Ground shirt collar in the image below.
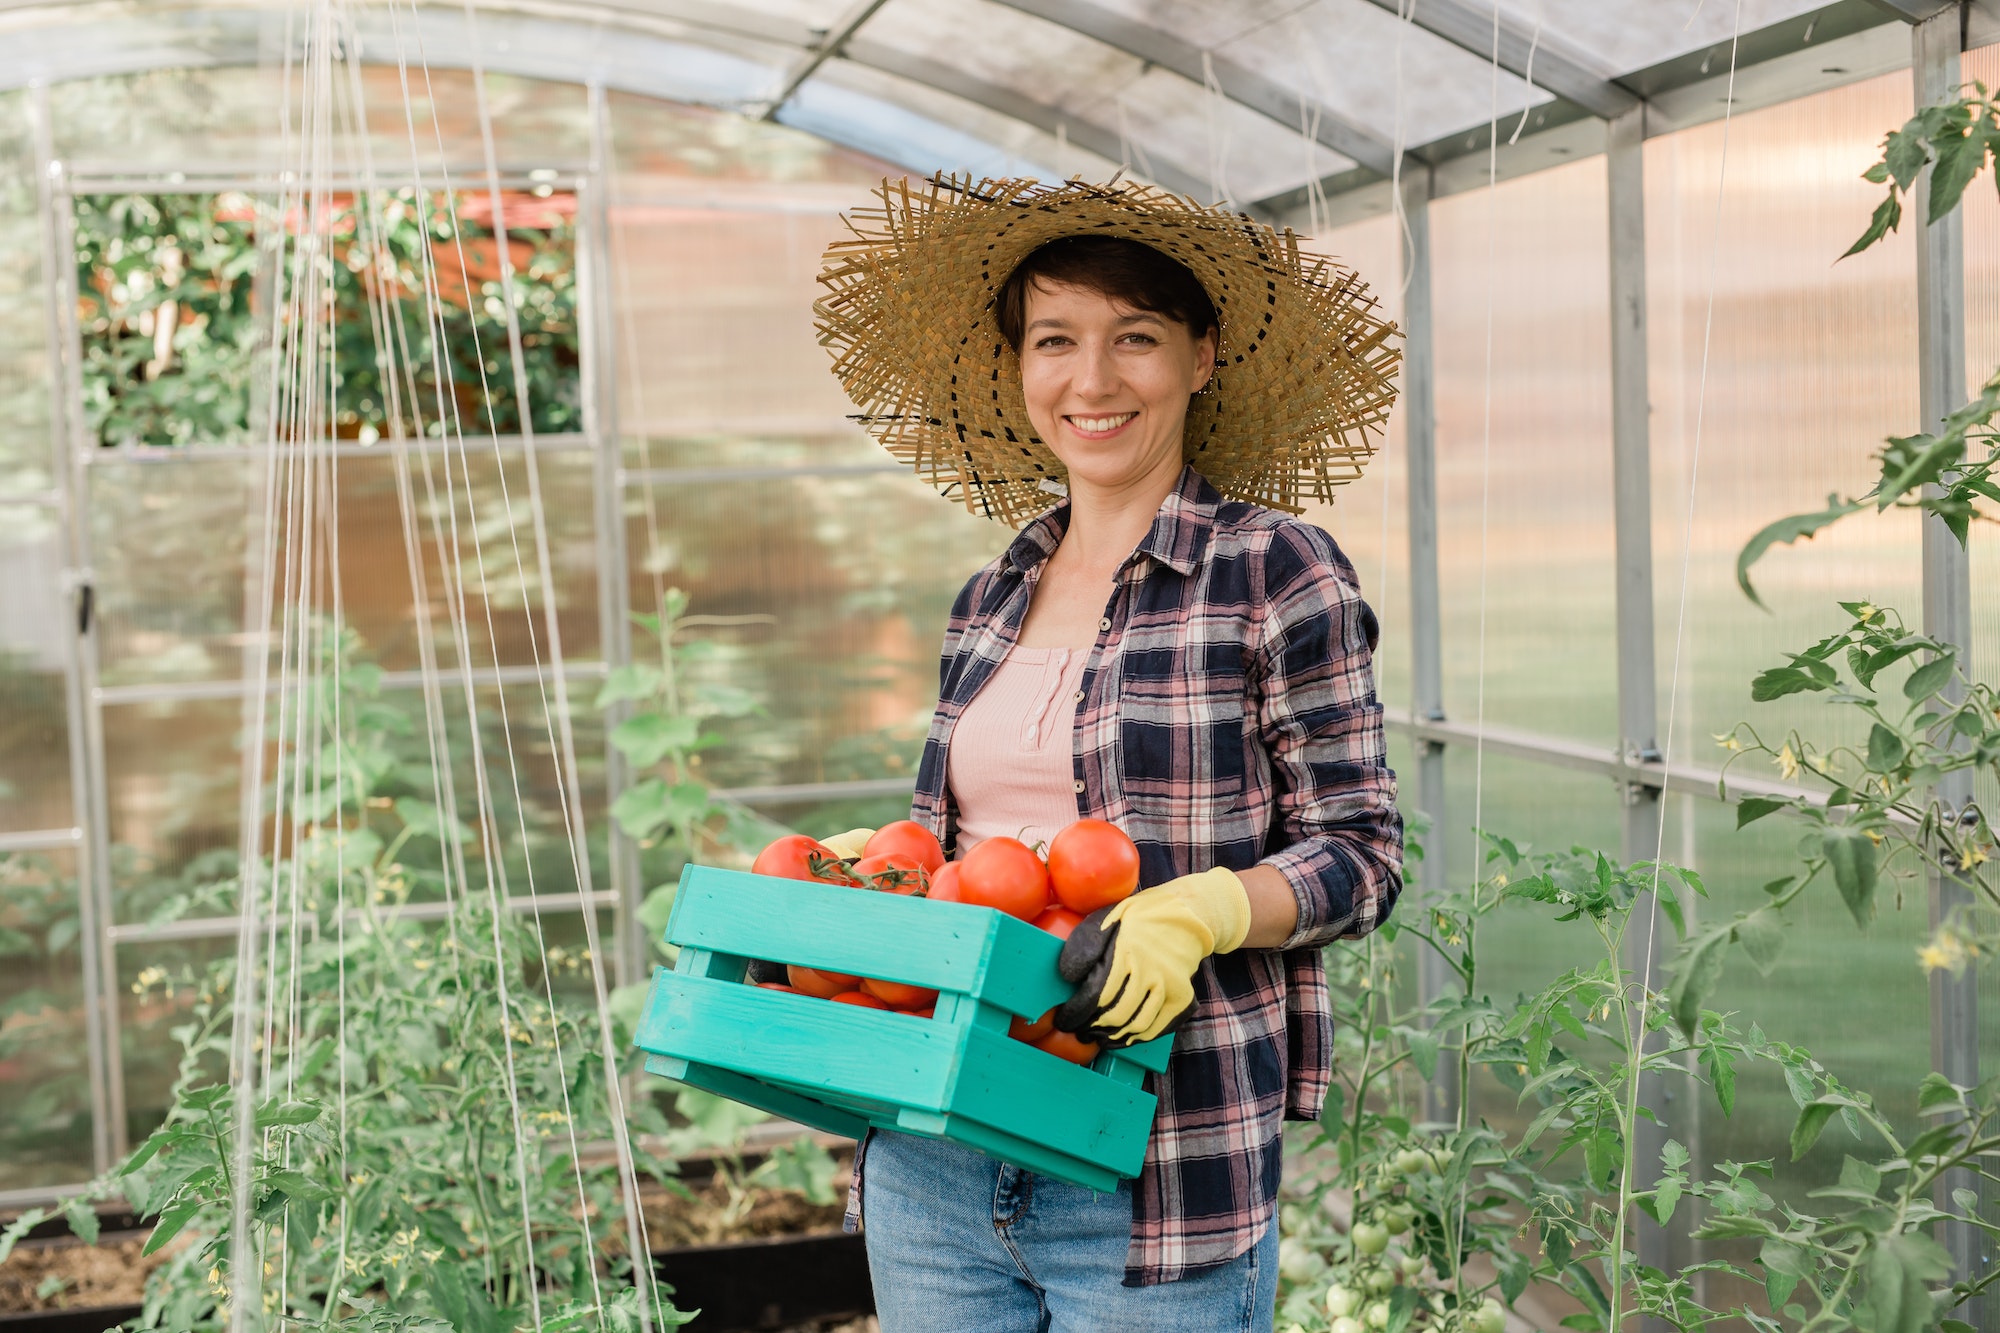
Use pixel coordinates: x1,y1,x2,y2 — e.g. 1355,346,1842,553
1003,465,1219,577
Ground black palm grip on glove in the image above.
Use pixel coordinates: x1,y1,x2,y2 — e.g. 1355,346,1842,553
1053,909,1195,1048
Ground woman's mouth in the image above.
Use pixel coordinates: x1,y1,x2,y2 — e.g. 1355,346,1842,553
1064,412,1137,438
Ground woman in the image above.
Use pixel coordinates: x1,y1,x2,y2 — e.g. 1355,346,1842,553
814,177,1405,1332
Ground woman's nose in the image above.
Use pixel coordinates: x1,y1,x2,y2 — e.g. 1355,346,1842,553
1073,341,1119,398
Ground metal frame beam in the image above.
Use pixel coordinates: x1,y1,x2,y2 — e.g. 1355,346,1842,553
1398,163,1457,1127
1353,0,1638,119
985,0,1398,178
1262,0,1915,219
1912,8,1983,1324
757,0,890,120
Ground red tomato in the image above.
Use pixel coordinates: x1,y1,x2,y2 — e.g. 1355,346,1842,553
860,976,939,1009
853,851,928,895
1046,819,1140,913
756,982,798,993
831,991,891,1010
926,861,964,902
910,1005,936,1020
787,964,861,999
863,820,946,874
958,837,1051,920
753,835,857,885
1032,906,1085,939
1034,1029,1101,1065
1009,1007,1056,1043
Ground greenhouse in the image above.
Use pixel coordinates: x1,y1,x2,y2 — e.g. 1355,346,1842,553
0,0,1997,1329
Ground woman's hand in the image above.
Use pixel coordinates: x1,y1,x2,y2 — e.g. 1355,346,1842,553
1052,867,1252,1045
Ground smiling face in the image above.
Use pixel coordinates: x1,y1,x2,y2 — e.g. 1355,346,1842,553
1016,277,1218,498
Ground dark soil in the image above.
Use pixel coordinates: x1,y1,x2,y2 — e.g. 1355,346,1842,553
1,1170,853,1319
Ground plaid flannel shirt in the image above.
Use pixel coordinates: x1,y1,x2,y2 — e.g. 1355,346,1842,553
845,465,1402,1285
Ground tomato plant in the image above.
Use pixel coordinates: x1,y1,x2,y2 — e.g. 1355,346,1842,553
1046,818,1140,913
958,837,1051,920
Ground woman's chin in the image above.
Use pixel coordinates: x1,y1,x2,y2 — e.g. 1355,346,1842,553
1051,439,1183,495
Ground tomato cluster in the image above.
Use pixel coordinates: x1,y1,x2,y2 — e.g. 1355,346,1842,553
745,819,1143,1066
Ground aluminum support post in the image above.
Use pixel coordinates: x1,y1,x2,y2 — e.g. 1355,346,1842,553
1913,11,1986,1323
585,85,645,990
1400,165,1456,1128
28,82,113,1176
1607,104,1690,1319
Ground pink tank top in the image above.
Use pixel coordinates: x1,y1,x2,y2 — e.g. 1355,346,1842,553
947,646,1091,853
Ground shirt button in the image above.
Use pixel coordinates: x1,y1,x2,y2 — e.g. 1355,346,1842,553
1073,690,1084,703
1072,780,1085,794
1099,617,1111,631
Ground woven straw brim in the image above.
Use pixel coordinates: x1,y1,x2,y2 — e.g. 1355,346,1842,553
814,174,1401,526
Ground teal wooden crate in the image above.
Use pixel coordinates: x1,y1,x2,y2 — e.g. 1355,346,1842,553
633,864,1172,1192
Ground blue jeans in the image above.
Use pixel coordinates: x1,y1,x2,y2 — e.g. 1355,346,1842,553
860,1131,1279,1333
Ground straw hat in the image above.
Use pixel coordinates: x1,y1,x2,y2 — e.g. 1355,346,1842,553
814,174,1401,526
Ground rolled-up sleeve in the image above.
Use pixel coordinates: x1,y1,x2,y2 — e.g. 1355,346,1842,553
1251,524,1403,950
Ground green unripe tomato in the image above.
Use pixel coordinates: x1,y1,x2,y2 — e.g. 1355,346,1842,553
1326,1285,1362,1318
1365,1268,1396,1294
1393,1148,1432,1174
1332,1318,1364,1333
1398,1252,1427,1277
1470,1298,1507,1333
1428,1147,1454,1174
1366,1300,1391,1329
1383,1206,1413,1236
1350,1222,1390,1255
1278,1237,1323,1283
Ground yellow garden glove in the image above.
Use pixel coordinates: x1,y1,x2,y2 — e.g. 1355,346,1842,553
819,828,876,860
1053,867,1251,1046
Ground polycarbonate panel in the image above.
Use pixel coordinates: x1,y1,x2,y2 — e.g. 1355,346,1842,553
104,678,610,925
786,61,1111,187
1645,70,1919,776
1211,0,1547,161
0,504,73,835
1427,155,1619,747
0,847,93,1189
51,65,592,178
607,192,877,438
89,448,603,688
0,88,52,503
1491,0,1830,76
626,469,1008,793
1302,211,1411,720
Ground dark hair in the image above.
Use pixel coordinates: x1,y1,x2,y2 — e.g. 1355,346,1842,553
994,235,1218,353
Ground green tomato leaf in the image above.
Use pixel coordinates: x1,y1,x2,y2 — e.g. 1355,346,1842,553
593,663,663,708
1670,927,1731,1038
610,712,700,770
1903,653,1956,702
1736,797,1789,829
1734,908,1786,974
1789,1100,1839,1160
1821,825,1880,927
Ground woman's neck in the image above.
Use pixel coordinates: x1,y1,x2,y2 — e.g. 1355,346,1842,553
1059,455,1183,571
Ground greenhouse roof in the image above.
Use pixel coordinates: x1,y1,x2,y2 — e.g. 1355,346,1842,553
0,0,1996,216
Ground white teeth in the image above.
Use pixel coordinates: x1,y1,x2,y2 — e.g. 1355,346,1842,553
1070,413,1135,432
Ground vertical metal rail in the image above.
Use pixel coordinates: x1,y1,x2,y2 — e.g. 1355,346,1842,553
1912,10,1984,1320
26,81,112,1176
1606,103,1686,1319
583,82,641,988
39,124,129,1159
1399,164,1456,1127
